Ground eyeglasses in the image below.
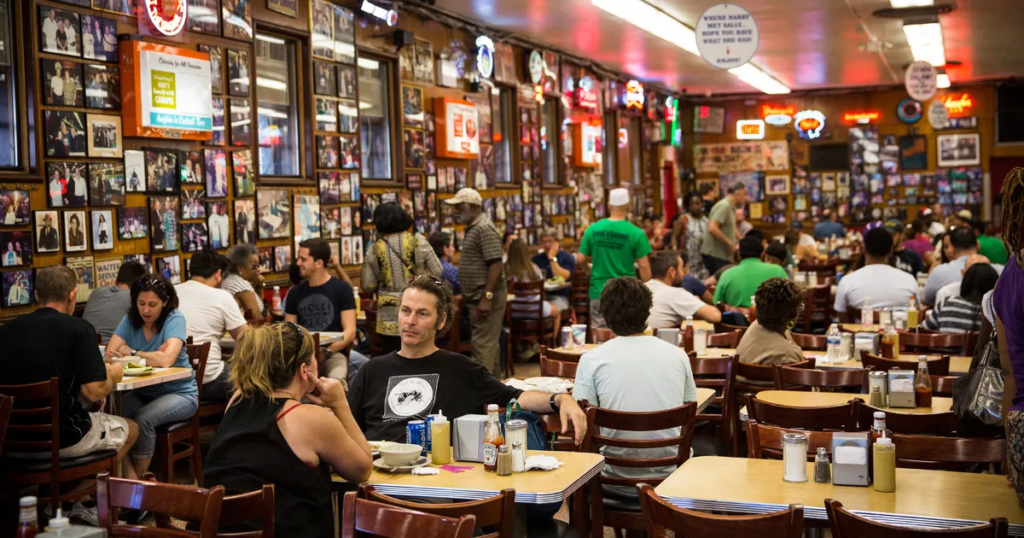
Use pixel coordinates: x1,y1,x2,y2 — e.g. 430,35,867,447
414,275,445,289
137,276,167,291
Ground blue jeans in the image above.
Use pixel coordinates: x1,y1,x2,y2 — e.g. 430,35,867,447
121,391,199,459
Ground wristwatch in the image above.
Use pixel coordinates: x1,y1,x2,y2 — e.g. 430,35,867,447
551,256,558,263
130,349,138,356
485,291,494,300
549,393,561,412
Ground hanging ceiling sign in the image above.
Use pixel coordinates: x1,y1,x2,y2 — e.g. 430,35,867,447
121,40,213,139
144,0,187,36
941,93,974,117
576,76,598,110
736,119,765,140
905,61,937,101
360,0,398,26
625,80,644,110
842,111,881,124
793,110,825,139
897,97,922,123
574,119,603,168
527,50,544,84
434,97,480,159
664,96,678,122
928,99,950,129
695,3,760,69
761,104,795,126
475,36,494,79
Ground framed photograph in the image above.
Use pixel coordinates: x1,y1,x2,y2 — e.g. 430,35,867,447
0,190,29,226
84,64,120,109
719,171,765,203
95,258,122,288
3,269,34,307
181,189,206,219
402,86,424,127
349,172,360,200
87,162,125,206
207,201,230,249
181,222,210,253
338,99,358,134
89,210,113,250
333,4,355,65
233,199,255,244
317,135,339,168
149,195,180,252
232,149,255,197
86,114,122,158
314,61,336,96
404,129,425,169
35,211,62,253
198,44,224,94
227,48,250,97
257,189,291,240
81,15,117,63
352,202,362,229
179,150,204,185
0,231,32,267
937,133,980,167
120,151,144,194
293,194,321,244
321,207,339,238
205,149,228,197
319,172,340,204
63,210,87,252
315,97,338,132
221,0,253,41
337,65,356,98
310,0,334,60
42,59,84,106
208,97,226,146
118,207,147,240
340,236,352,265
40,7,81,57
763,175,790,196
268,0,297,17
412,37,434,85
257,247,273,274
340,136,359,169
188,0,221,35
229,98,252,146
46,162,88,208
123,253,152,272
145,149,178,193
407,173,423,190
337,207,352,235
44,111,86,157
353,235,363,264
156,255,182,284
274,245,292,272
92,0,132,15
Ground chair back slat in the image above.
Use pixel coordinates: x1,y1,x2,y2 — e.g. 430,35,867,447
539,356,577,379
0,378,60,458
543,347,582,363
97,473,226,538
775,366,867,391
826,499,1007,538
361,485,513,538
582,402,697,480
639,484,804,538
892,434,1006,472
689,355,737,454
931,375,957,397
591,327,614,344
746,395,858,432
342,492,477,538
862,353,951,377
508,280,546,320
187,341,212,396
855,401,960,435
899,331,966,353
747,420,845,460
707,330,743,348
790,333,827,350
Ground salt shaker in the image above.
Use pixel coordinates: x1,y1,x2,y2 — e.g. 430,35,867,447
511,441,525,473
814,447,831,483
782,432,808,482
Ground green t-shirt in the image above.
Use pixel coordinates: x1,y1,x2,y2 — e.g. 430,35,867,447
701,197,736,260
978,235,1009,265
580,218,652,300
712,258,790,307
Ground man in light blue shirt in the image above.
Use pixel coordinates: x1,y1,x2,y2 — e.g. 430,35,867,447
924,227,1003,305
814,210,846,239
572,276,698,497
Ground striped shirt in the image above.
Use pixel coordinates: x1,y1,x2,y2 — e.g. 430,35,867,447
922,296,983,333
457,213,504,302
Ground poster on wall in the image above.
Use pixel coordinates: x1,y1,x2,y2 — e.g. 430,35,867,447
937,133,981,167
434,98,480,159
693,141,789,173
719,171,765,202
120,41,213,140
573,120,602,168
693,105,726,134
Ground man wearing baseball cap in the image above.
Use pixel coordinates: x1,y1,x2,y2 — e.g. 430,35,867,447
579,188,651,329
885,219,926,277
444,188,506,375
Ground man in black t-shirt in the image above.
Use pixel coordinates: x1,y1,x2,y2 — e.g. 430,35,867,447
286,238,364,386
348,275,587,444
886,219,927,277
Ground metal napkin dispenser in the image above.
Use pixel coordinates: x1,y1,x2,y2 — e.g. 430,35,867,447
453,414,488,463
888,370,916,408
831,432,870,487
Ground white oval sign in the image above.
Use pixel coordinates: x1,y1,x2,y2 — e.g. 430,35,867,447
527,51,544,84
695,3,760,70
928,99,950,129
905,61,937,101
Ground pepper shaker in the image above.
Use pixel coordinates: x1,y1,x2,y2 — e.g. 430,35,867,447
814,447,831,484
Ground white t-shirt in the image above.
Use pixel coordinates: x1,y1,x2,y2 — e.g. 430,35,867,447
834,264,920,313
799,233,816,247
645,279,706,329
42,18,58,50
174,280,247,383
935,280,960,307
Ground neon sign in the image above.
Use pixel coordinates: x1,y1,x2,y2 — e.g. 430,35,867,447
625,80,644,110
576,76,598,110
941,93,974,117
761,104,795,126
664,96,677,122
736,120,765,140
533,85,544,104
475,36,494,79
360,0,398,26
145,0,187,36
842,111,881,124
793,110,825,139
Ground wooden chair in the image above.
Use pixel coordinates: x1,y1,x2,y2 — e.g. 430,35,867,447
932,375,957,397
798,261,840,278
900,331,968,355
145,472,276,537
637,483,804,538
736,359,816,396
540,356,578,379
0,394,11,453
341,491,476,538
542,345,583,363
718,304,757,323
712,321,750,338
774,366,868,392
508,279,558,351
437,295,473,356
892,434,1006,472
690,355,738,456
746,395,858,431
790,333,827,350
571,269,590,327
796,285,832,333
855,401,960,435
362,299,383,358
0,378,118,516
360,485,514,538
155,340,211,485
707,329,744,348
747,420,841,460
581,402,698,538
825,499,1008,538
862,353,950,376
97,472,226,538
591,327,615,344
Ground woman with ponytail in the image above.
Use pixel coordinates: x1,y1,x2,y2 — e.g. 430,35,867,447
203,323,372,537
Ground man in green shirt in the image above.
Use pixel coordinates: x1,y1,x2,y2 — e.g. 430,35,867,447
701,184,747,275
713,236,789,308
974,221,1008,265
580,188,652,328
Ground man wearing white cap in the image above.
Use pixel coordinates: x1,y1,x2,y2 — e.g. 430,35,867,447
443,188,506,375
701,184,747,275
579,188,652,329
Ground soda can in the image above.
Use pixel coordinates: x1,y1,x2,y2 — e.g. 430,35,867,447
406,420,427,456
424,415,437,453
561,326,574,349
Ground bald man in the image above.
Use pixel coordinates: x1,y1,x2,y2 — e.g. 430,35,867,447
933,254,991,306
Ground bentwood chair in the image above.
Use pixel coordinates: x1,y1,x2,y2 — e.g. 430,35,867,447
341,491,477,538
591,327,615,344
892,434,1006,473
790,333,827,350
855,401,961,436
707,329,744,348
637,484,804,538
360,485,515,538
542,345,583,363
571,269,591,327
862,353,950,376
155,340,211,485
931,375,957,397
436,295,472,356
97,473,226,538
540,356,578,379
145,472,276,537
746,420,841,460
735,359,816,397
746,395,858,432
689,355,738,456
774,366,868,392
0,378,119,516
796,285,833,334
581,402,698,538
507,280,558,366
826,499,1008,538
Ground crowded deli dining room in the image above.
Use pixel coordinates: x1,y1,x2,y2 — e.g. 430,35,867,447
1,0,1024,536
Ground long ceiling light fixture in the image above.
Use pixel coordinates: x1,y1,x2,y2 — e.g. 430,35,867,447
903,19,946,67
591,0,790,95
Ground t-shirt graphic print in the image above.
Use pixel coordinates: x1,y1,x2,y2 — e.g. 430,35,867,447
383,373,439,421
297,293,337,331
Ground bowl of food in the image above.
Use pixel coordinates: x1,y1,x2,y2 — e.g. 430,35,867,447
377,443,423,467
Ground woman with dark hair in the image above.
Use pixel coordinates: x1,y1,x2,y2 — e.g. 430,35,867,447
921,263,998,333
360,202,441,354
735,277,806,385
104,274,197,480
679,192,710,280
224,243,265,321
506,237,560,336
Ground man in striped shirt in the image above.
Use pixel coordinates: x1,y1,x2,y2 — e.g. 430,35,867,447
920,263,999,333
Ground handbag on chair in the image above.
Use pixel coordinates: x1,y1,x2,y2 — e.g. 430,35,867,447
953,328,1005,437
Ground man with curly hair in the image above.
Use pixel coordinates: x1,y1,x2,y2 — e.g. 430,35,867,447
736,278,807,385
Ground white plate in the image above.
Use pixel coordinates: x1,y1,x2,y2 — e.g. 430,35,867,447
123,367,154,376
373,455,430,473
523,377,574,393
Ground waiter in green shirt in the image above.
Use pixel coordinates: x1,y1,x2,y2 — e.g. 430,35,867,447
579,188,652,329
701,184,748,275
713,236,789,308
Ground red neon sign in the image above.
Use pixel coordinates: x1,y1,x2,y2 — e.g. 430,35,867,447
797,117,822,132
842,111,881,123
761,104,796,119
625,80,644,110
145,0,187,36
577,88,598,110
942,93,974,117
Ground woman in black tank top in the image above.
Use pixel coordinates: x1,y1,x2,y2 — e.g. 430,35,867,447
203,323,373,537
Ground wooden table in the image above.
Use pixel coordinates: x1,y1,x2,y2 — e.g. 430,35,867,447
695,348,970,375
755,390,952,414
333,451,604,505
656,457,1024,535
114,367,193,392
841,323,883,332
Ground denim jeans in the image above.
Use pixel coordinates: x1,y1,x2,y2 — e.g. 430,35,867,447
121,391,199,459
201,365,233,402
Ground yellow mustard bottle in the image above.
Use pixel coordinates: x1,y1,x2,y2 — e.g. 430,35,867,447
873,436,896,493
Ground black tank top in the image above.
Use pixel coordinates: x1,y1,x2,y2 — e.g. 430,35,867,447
203,394,333,538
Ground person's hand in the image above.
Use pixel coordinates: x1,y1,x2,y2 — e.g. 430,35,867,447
106,346,126,359
107,362,124,384
477,296,493,316
557,394,587,446
306,374,347,409
730,242,740,253
547,243,560,259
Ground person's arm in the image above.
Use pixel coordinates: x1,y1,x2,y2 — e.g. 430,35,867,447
712,274,726,305
921,304,941,331
235,290,263,321
695,304,722,323
548,253,571,280
104,333,132,360
700,289,714,304
329,258,354,286
228,323,248,341
636,256,652,282
516,390,587,445
476,261,504,314
707,219,736,253
135,337,184,368
329,309,357,353
298,376,373,483
284,313,297,324
80,363,122,402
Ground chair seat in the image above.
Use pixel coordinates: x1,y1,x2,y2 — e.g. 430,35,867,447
586,487,643,513
1,449,117,472
156,420,192,434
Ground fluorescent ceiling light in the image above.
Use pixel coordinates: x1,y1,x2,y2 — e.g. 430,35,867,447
591,0,789,94
357,58,380,70
936,72,950,88
256,77,287,91
904,22,946,67
258,107,288,119
890,0,933,6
